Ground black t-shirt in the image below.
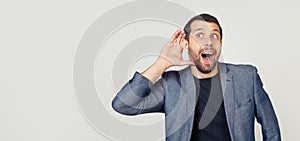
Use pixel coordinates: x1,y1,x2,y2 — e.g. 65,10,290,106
190,73,231,141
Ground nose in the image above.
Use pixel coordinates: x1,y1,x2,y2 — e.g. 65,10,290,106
203,37,212,48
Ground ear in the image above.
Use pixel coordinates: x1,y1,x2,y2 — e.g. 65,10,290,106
183,39,189,51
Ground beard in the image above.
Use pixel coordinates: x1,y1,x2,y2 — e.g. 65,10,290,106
188,46,220,74
195,60,218,74
190,51,219,74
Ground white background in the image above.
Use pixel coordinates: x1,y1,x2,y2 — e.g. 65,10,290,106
1,0,299,140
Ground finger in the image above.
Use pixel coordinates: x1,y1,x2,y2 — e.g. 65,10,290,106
179,33,186,45
179,33,188,47
170,30,181,42
182,33,186,40
176,33,183,44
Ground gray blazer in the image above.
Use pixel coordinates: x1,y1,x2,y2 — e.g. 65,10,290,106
112,63,281,141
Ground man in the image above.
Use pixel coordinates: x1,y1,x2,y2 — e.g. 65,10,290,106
112,13,281,141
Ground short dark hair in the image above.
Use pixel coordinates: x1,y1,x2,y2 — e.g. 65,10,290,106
184,13,223,41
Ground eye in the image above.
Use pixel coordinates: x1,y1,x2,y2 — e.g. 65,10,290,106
211,34,218,39
196,33,204,38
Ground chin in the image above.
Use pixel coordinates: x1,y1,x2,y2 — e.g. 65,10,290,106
196,62,217,74
196,66,213,74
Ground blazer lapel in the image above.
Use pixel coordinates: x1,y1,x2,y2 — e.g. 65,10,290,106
165,67,196,138
219,63,235,138
179,67,197,137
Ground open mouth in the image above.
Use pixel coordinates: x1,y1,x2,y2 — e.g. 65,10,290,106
201,52,214,58
200,50,215,64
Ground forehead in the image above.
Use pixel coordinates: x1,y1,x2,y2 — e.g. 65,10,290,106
190,20,220,32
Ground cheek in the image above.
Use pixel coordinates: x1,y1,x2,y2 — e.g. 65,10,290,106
188,48,200,59
188,47,196,56
213,40,222,48
188,42,201,52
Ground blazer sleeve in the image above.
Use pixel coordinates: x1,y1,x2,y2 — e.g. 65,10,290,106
253,67,281,141
111,71,166,115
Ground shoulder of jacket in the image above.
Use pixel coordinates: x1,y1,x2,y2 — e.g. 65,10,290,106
222,62,257,72
220,62,258,77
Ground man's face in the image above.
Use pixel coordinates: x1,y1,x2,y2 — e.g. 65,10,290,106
187,20,222,73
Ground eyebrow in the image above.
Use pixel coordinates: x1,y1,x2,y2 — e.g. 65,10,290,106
193,28,220,33
212,29,220,32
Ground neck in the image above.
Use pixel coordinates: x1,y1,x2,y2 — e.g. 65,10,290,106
190,64,219,79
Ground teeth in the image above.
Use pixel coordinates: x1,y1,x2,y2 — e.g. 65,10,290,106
203,51,213,55
201,50,214,58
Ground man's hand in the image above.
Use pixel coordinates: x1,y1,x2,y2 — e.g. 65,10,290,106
159,29,194,68
141,30,194,83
